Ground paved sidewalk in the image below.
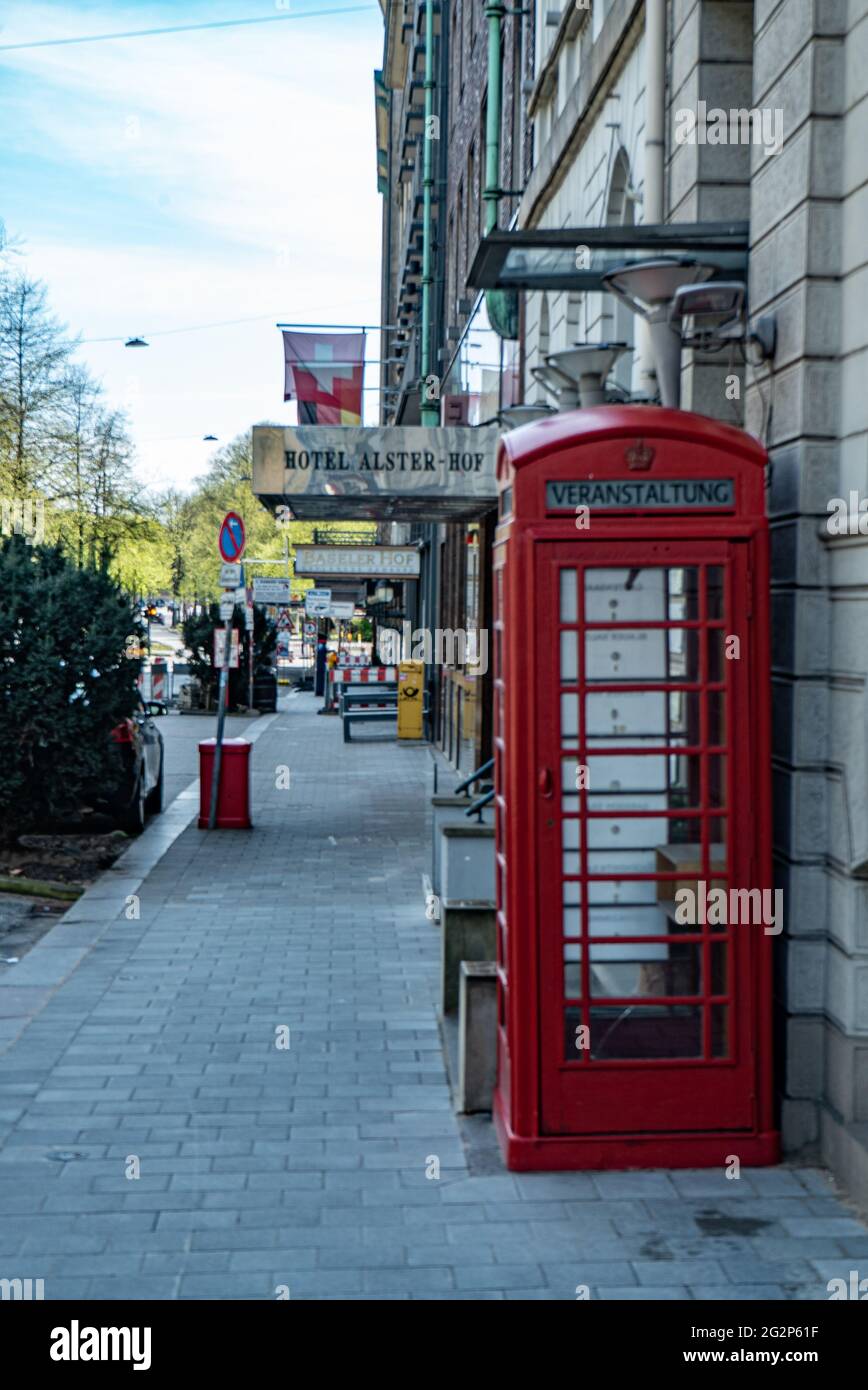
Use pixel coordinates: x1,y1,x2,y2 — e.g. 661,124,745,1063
0,693,866,1300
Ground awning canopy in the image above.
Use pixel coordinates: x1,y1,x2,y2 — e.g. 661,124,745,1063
467,222,749,293
252,424,500,522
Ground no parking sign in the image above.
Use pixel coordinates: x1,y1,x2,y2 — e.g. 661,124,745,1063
218,511,246,563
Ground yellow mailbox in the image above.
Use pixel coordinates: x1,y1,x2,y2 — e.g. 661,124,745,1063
397,661,425,740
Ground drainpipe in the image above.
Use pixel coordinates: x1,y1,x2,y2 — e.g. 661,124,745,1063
638,0,666,397
420,0,439,424
483,0,505,236
384,86,393,423
482,1,519,341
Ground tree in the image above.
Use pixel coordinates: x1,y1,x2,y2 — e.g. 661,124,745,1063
160,427,375,605
0,536,141,837
154,487,193,606
182,601,276,710
0,274,73,496
84,408,143,572
48,364,101,566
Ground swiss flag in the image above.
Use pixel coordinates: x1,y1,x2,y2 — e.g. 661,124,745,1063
282,331,365,424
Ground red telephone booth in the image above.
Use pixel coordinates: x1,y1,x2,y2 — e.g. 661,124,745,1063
492,406,778,1170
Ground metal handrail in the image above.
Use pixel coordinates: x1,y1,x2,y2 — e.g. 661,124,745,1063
465,788,495,821
454,758,494,797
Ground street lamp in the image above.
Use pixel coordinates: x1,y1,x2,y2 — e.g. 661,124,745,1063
124,336,149,348
498,403,556,430
530,362,580,410
546,343,630,408
600,258,713,408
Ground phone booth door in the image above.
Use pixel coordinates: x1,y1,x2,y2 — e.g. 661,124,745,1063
536,538,756,1136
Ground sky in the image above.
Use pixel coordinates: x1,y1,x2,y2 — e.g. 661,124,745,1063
0,0,384,491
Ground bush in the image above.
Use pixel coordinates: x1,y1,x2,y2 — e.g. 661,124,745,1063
0,536,141,837
182,603,277,710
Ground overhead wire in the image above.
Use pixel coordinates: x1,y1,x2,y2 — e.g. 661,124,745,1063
0,6,377,53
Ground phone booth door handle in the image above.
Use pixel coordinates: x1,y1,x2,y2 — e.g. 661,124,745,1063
538,766,554,798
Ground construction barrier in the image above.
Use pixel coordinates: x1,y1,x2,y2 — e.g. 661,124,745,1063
327,665,398,710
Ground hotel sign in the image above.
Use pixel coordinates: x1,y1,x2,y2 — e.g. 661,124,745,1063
252,424,500,521
546,478,735,510
294,545,421,579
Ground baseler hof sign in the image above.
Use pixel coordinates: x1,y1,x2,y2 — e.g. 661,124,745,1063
251,425,500,521
294,545,421,579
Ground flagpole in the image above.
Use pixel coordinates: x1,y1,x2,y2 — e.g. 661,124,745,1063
276,322,400,331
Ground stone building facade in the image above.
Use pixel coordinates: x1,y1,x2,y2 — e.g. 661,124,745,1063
376,0,868,1197
520,0,868,1197
375,0,536,773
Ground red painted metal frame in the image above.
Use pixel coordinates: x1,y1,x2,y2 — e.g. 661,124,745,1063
492,406,778,1171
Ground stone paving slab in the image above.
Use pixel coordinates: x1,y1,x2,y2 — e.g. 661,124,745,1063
0,692,865,1301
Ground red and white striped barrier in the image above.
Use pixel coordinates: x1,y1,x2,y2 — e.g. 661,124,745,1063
330,666,397,685
151,662,167,701
328,666,397,710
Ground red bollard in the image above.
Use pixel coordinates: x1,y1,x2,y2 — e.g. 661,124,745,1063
198,738,252,829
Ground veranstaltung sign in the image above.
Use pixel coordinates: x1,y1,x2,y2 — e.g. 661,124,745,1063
252,425,500,521
546,478,735,510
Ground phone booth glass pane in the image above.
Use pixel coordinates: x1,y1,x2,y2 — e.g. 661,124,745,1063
538,543,754,1137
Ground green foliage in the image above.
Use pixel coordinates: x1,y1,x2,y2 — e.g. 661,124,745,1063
182,606,218,693
183,601,277,710
148,432,376,604
0,536,141,837
0,254,145,577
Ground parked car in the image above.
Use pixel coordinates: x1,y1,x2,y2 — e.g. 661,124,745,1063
108,696,166,833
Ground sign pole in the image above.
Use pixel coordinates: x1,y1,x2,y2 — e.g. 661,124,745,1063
321,618,330,713
208,617,232,830
209,511,247,830
248,621,254,713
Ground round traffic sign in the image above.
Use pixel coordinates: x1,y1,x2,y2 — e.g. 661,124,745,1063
218,511,246,563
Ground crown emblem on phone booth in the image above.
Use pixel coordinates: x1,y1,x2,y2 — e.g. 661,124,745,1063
625,440,655,470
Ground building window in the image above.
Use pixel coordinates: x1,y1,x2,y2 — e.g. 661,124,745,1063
512,15,523,193
456,180,464,301
479,95,487,229
451,1,459,129
532,293,550,403
467,141,476,265
448,210,456,319
605,147,636,394
592,0,611,43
